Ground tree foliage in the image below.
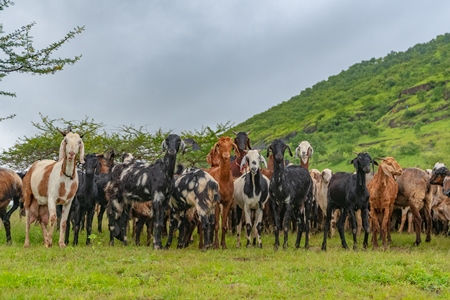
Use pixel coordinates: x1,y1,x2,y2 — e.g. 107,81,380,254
0,114,234,170
0,0,84,119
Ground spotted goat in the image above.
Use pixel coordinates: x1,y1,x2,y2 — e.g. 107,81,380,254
105,134,185,249
165,167,220,250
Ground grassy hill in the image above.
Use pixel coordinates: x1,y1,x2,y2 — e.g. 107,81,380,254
231,33,450,172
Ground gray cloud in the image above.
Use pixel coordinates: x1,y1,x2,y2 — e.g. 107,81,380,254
1,0,450,151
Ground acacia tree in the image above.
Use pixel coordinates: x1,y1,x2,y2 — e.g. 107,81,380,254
0,0,84,121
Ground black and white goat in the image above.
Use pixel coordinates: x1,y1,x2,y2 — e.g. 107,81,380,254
233,150,270,248
267,139,313,249
321,152,377,251
165,167,220,250
105,134,185,249
0,167,23,244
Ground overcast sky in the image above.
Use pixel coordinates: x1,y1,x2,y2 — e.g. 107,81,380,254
1,0,450,151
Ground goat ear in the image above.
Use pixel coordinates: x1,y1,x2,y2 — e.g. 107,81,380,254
286,145,293,157
266,146,271,158
232,143,240,158
260,154,268,169
161,139,167,152
79,139,85,164
58,138,66,161
180,139,186,155
372,160,378,166
309,146,314,157
247,138,252,150
239,155,248,172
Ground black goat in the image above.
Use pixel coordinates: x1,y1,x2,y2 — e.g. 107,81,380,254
321,152,377,251
105,134,185,249
165,167,220,250
65,153,99,246
0,167,23,244
267,139,313,250
95,151,115,233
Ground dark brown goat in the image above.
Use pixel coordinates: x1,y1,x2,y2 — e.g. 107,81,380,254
0,167,23,244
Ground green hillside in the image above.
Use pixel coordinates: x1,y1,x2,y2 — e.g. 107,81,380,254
232,33,450,172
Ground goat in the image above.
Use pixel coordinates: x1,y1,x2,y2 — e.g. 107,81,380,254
310,168,333,233
395,167,432,246
295,141,313,170
0,167,23,244
22,130,85,247
95,150,115,233
267,139,313,249
233,150,270,248
165,167,220,250
367,157,402,250
118,152,155,247
105,134,185,249
65,153,100,246
321,152,376,251
206,136,240,249
230,131,252,178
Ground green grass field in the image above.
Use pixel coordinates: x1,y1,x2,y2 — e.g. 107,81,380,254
1,213,450,300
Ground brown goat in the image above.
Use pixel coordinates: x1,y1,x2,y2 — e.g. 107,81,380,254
367,157,402,250
394,167,432,246
0,168,23,244
206,136,240,249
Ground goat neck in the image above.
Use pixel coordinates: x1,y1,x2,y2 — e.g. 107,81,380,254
163,152,177,179
61,155,77,180
300,160,309,170
217,153,232,182
355,167,367,192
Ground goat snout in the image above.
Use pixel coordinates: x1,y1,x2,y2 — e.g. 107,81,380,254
250,166,258,174
167,149,177,155
222,152,230,159
68,151,76,161
275,153,284,161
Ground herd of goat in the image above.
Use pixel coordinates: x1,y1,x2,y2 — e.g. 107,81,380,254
1,129,450,251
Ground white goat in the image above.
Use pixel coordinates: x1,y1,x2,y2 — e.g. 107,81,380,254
295,141,314,170
22,131,85,248
233,150,270,248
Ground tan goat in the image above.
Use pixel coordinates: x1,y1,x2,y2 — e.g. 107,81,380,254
367,157,402,249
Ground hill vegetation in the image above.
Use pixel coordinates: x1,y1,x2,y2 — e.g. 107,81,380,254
232,33,450,172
